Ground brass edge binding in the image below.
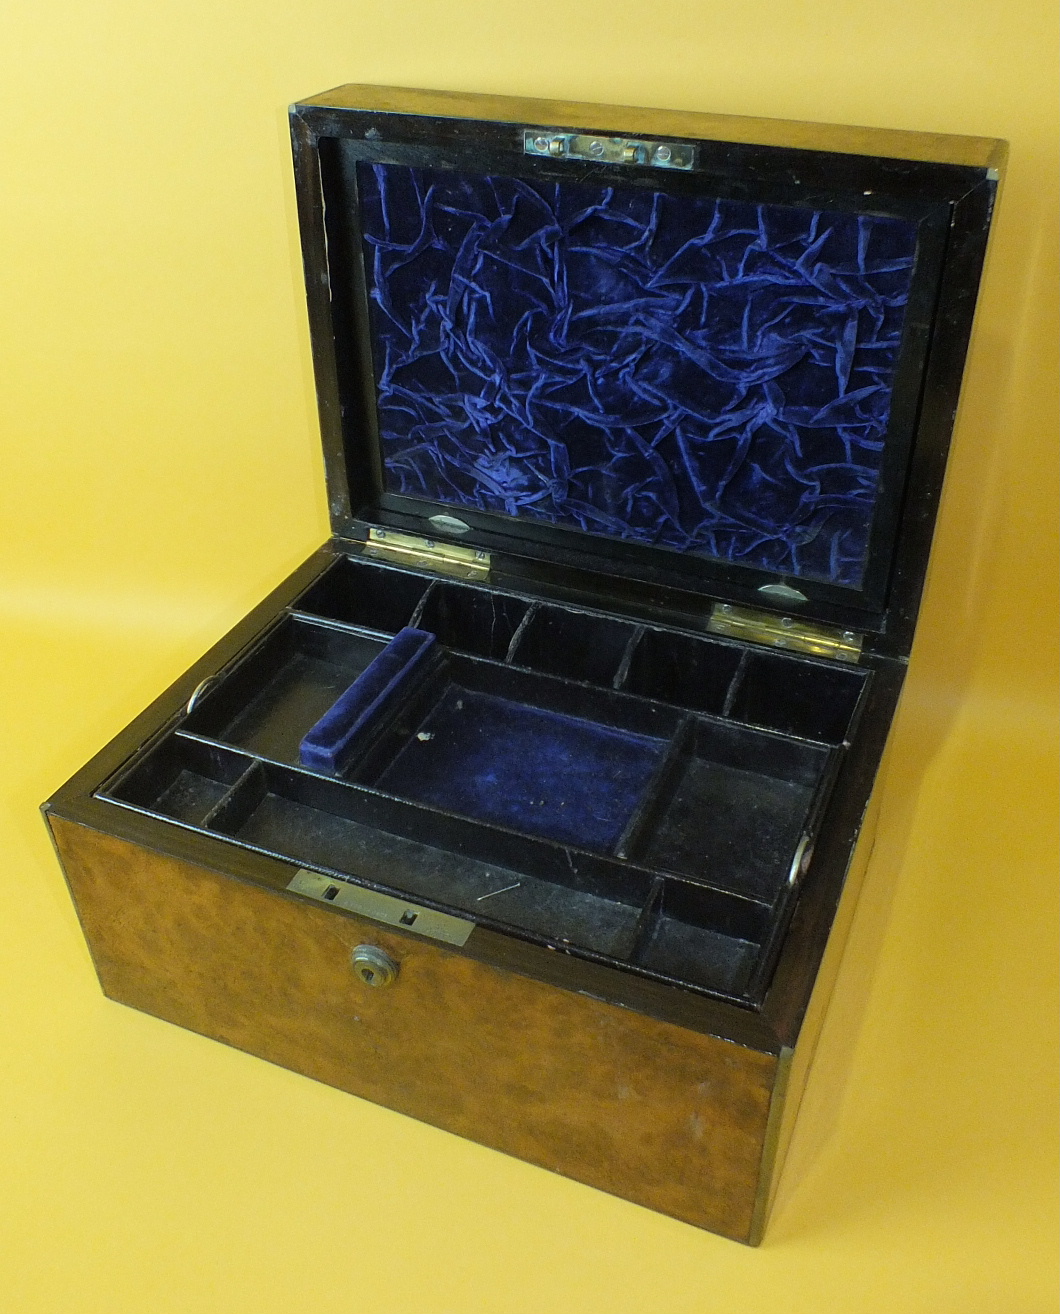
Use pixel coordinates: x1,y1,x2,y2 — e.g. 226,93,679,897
362,527,490,581
708,603,863,664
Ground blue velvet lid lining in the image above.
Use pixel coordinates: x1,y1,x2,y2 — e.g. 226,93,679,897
358,162,919,589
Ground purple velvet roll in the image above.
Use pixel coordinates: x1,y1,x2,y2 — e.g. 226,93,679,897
299,627,437,774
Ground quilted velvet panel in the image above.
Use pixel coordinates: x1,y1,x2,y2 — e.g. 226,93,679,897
358,163,918,587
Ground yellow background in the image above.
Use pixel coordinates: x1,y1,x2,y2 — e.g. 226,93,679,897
1,1,1056,1309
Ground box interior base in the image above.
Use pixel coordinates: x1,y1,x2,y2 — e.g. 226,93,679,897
99,556,868,1001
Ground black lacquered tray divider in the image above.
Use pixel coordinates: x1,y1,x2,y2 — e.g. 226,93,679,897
288,559,867,744
104,734,258,828
612,715,695,861
109,721,772,983
98,556,870,1000
287,554,861,741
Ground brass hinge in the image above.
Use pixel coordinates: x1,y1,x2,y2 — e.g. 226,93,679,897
362,527,490,581
708,603,863,664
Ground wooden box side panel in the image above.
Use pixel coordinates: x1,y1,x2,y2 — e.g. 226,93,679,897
50,817,779,1242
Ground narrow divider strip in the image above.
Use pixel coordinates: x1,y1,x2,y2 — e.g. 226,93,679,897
407,580,437,630
720,649,750,719
613,625,645,692
285,608,394,641
613,713,694,861
503,602,539,664
199,760,263,831
627,877,665,963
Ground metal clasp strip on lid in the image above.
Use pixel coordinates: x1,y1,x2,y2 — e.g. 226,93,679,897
524,130,696,171
708,603,863,663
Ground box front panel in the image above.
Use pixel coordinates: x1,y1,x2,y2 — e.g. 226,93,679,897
51,816,779,1242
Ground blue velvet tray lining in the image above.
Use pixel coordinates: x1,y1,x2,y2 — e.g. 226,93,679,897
358,162,919,588
374,684,667,852
296,623,837,867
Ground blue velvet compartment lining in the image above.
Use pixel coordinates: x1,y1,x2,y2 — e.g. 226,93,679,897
299,629,665,849
299,627,436,773
358,163,919,587
375,686,666,852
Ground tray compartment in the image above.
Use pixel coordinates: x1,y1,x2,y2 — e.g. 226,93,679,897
184,617,388,765
639,718,831,902
293,556,430,634
299,627,440,774
206,760,654,958
727,651,867,744
621,628,743,714
104,736,252,825
415,581,530,659
509,604,638,687
634,879,767,995
364,656,682,852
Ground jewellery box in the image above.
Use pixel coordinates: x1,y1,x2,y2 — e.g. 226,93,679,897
43,84,1003,1243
